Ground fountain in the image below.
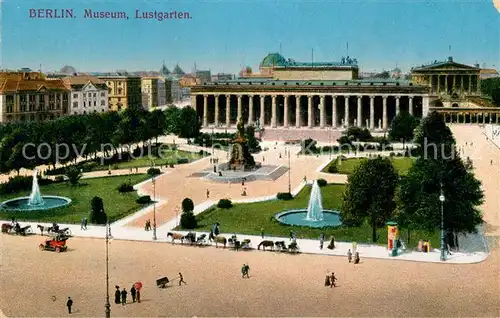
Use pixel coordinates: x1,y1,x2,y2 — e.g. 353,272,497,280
0,169,71,211
275,180,342,228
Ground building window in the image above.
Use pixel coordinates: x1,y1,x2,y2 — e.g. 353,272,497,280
101,100,105,106
93,93,96,97
118,88,123,95
94,101,96,106
83,101,86,107
73,93,78,98
73,102,78,108
101,92,105,97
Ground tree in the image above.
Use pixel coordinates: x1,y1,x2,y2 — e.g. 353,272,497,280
388,112,420,145
89,196,107,224
148,109,166,144
177,107,201,138
164,106,181,135
245,125,261,153
480,77,500,105
65,166,82,185
341,157,399,242
396,112,484,241
182,197,194,212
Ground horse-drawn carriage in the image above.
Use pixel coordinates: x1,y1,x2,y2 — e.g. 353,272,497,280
37,224,72,236
228,235,252,251
39,234,68,253
257,240,299,253
1,223,33,236
167,232,208,246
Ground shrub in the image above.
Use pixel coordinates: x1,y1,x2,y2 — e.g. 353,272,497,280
147,167,161,176
327,163,338,173
65,166,82,185
117,182,134,193
337,135,352,145
180,211,197,229
136,195,152,204
396,152,404,157
89,196,107,224
389,152,396,157
55,176,65,183
182,198,194,212
317,179,327,187
301,138,317,153
217,198,233,209
276,192,293,200
177,158,189,164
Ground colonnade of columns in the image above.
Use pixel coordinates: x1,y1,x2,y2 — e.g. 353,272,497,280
428,74,479,95
195,93,427,131
441,111,500,124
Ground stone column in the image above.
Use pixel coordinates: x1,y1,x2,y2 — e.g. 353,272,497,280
344,96,350,128
409,96,413,116
237,94,242,122
395,96,400,116
445,75,448,94
203,94,208,127
214,95,219,126
320,95,325,128
271,95,277,128
422,95,430,117
460,75,464,95
248,95,254,125
382,96,388,130
369,95,375,130
332,95,337,128
191,94,196,110
468,75,472,94
307,95,313,128
483,113,486,124
295,95,301,128
437,75,440,94
284,95,289,128
225,94,231,128
357,95,362,127
260,95,265,127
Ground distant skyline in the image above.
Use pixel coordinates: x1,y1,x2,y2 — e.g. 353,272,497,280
1,0,499,74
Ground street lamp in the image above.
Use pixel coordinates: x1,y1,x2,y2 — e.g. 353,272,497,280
152,174,157,241
288,150,291,193
439,183,446,261
105,221,111,318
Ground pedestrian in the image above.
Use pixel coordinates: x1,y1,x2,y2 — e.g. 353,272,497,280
179,272,187,286
136,167,138,173
330,272,337,288
80,218,86,230
130,285,136,303
241,264,247,278
261,227,264,239
242,178,245,186
327,236,335,250
303,175,307,183
114,286,121,304
144,220,149,231
83,217,87,230
206,189,210,198
66,297,73,314
244,264,250,278
289,230,294,241
354,251,360,264
491,159,493,165
214,223,220,236
136,288,141,303
121,288,127,305
347,249,352,263
319,233,325,249
324,273,331,286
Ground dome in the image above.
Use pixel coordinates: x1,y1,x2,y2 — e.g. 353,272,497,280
260,53,287,67
60,65,77,75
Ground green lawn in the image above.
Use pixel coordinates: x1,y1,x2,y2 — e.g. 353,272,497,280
0,174,150,223
95,149,204,171
184,183,439,246
323,157,414,176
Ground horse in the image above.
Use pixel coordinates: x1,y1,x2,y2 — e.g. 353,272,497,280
37,224,50,236
274,241,286,251
258,240,274,251
167,232,184,243
214,236,227,248
196,234,207,245
182,232,196,245
1,223,12,234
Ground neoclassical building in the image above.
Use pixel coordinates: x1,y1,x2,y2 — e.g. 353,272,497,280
192,53,430,132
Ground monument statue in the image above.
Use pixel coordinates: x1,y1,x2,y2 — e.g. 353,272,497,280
229,117,255,170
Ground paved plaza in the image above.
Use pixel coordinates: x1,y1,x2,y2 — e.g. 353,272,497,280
1,125,499,317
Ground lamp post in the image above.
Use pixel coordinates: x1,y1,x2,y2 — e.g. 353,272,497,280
288,150,291,193
152,174,157,241
105,221,111,318
439,183,446,261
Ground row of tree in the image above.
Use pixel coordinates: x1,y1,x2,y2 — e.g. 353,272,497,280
480,77,500,106
341,112,483,242
0,106,200,175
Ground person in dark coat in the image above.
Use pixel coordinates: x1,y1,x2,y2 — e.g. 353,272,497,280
330,272,337,288
121,288,127,305
114,286,121,304
130,285,137,303
66,297,73,314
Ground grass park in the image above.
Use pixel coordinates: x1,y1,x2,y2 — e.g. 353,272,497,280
190,183,440,246
323,156,415,175
0,174,150,223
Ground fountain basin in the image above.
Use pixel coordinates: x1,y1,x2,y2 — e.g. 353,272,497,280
1,195,72,211
275,209,342,228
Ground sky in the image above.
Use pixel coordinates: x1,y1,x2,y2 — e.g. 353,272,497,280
1,0,499,74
